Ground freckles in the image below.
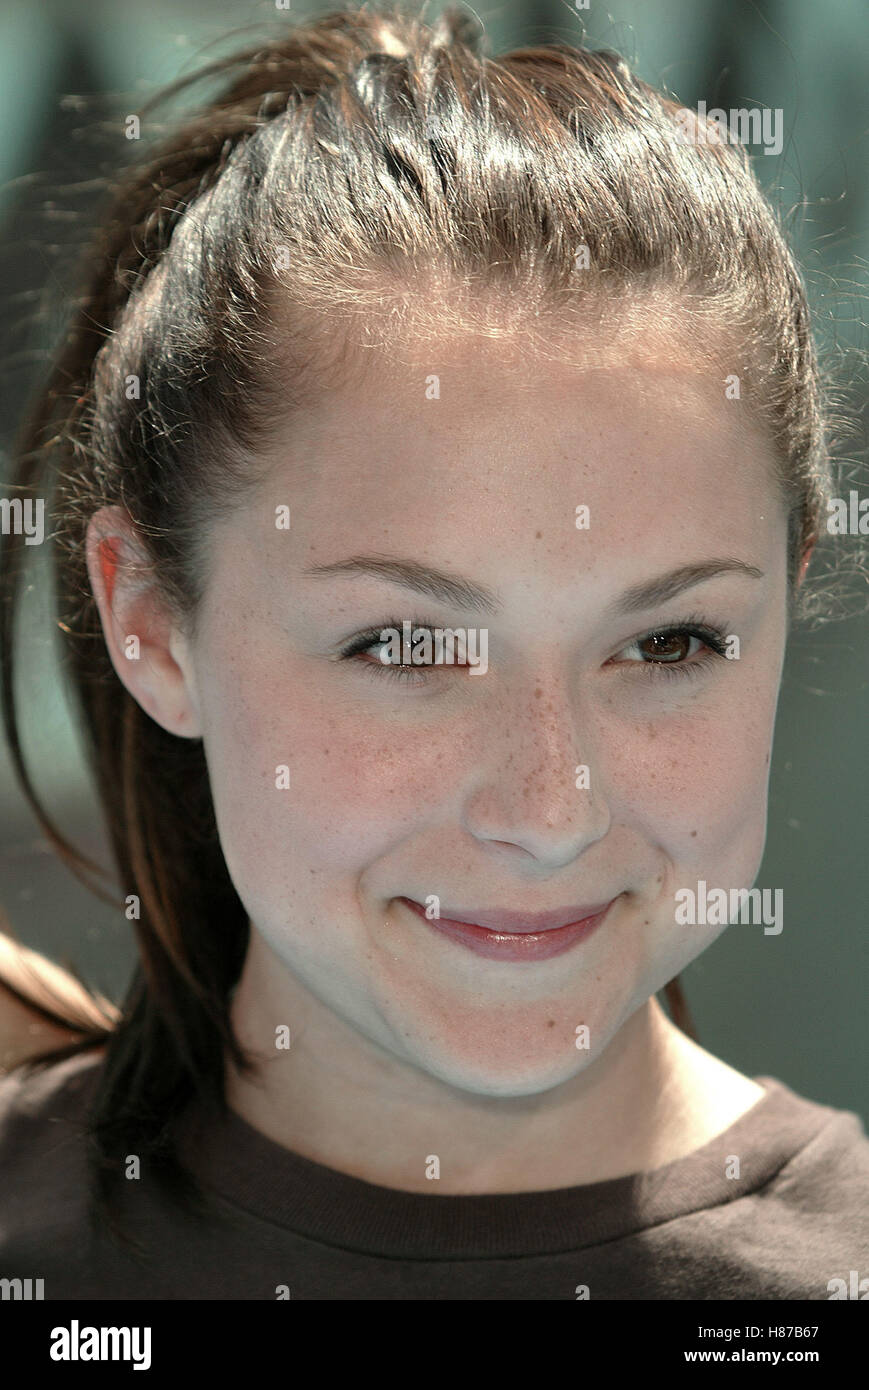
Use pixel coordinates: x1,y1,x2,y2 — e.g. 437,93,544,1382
275,715,457,866
340,734,444,806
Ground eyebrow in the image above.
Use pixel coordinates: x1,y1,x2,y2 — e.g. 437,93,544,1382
303,555,765,617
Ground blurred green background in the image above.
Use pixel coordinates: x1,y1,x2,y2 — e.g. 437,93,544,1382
0,0,867,1121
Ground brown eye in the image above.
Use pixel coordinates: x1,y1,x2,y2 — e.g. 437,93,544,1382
610,621,730,682
340,618,472,686
636,631,697,663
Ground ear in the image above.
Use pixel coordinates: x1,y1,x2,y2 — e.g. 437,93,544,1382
796,538,816,588
85,504,202,739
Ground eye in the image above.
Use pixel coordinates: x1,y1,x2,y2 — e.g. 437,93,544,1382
611,619,731,680
338,618,469,686
337,613,732,687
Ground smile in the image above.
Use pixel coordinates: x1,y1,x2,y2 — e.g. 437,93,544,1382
397,897,617,962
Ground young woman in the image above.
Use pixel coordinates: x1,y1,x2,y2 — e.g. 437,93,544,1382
0,4,866,1300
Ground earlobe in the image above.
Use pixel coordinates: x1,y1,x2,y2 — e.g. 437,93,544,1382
85,505,203,740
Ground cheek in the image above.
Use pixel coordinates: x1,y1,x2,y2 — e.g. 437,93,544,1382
607,684,775,868
200,657,455,882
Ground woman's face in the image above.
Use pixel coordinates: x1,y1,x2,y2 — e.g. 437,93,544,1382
100,335,791,1096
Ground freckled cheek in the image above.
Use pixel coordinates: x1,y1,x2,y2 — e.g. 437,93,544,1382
204,671,457,870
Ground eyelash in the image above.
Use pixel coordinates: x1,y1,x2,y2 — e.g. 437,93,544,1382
338,611,732,685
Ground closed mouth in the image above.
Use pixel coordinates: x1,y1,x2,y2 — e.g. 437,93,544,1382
397,897,616,935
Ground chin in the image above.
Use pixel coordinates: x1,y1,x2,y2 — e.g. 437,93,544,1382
396,1026,613,1099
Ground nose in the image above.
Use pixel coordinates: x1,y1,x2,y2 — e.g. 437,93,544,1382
460,666,611,868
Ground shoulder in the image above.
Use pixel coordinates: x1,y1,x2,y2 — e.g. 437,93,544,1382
0,1046,107,1274
721,1076,869,1296
0,1044,106,1147
0,1040,106,1176
758,1075,869,1178
767,1077,869,1200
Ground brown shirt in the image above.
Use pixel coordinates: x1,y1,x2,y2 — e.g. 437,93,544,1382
0,1049,867,1300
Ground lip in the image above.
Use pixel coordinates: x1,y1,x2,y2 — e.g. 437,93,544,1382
398,896,617,963
421,903,615,933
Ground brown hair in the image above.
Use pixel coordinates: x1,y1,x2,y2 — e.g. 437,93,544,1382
0,2,853,1251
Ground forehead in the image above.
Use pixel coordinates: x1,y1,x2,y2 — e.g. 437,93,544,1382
213,339,786,634
260,334,780,528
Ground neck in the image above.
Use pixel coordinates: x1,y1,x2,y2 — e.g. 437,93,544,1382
224,932,763,1193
